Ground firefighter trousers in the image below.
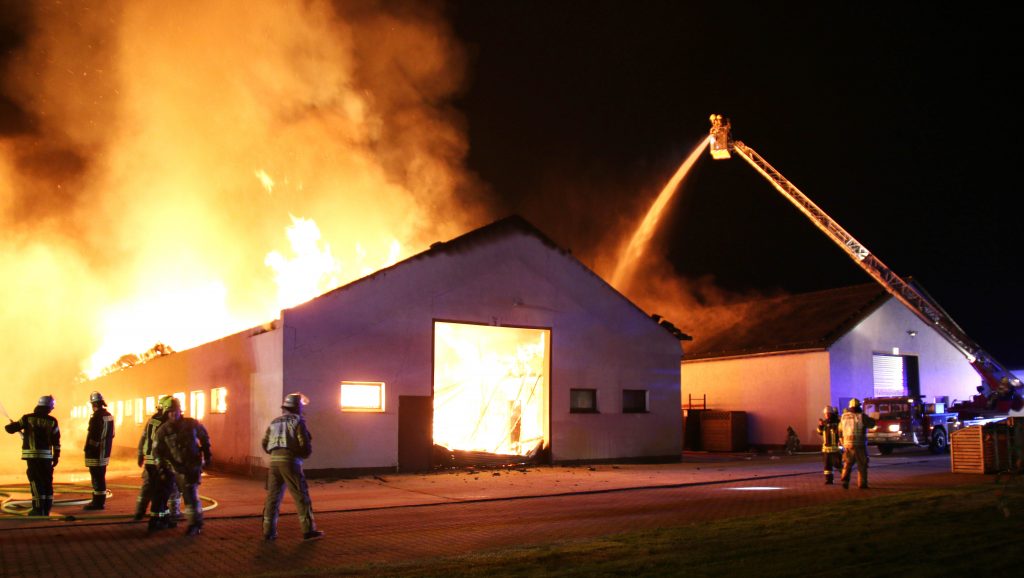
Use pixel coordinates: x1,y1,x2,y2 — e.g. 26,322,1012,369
26,458,54,515
174,469,204,529
89,465,107,498
137,465,181,517
263,459,316,536
821,451,841,482
841,445,869,488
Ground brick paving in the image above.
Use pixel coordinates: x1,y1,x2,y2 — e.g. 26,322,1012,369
0,452,991,577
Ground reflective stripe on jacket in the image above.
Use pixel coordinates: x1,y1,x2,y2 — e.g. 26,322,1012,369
138,412,166,465
5,411,61,461
817,417,841,453
85,408,115,467
262,413,312,462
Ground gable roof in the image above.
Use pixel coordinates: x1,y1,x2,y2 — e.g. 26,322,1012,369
683,283,890,361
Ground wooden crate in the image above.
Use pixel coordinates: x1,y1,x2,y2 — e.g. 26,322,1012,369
700,410,747,452
951,424,1010,474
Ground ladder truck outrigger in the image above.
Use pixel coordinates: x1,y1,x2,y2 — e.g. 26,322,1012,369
707,114,1022,452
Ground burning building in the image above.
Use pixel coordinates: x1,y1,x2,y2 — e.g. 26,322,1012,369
78,216,685,474
680,283,980,450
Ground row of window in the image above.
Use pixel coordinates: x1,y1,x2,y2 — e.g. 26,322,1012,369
570,388,649,414
70,387,228,425
69,383,648,422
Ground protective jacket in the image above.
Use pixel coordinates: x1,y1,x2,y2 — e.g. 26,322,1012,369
5,409,61,461
85,407,115,467
154,417,211,473
817,416,841,453
262,413,313,462
840,409,876,448
138,411,167,466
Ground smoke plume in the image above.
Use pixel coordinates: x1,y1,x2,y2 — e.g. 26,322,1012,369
0,0,488,467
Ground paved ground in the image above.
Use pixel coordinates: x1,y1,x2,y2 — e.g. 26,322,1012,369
0,450,991,577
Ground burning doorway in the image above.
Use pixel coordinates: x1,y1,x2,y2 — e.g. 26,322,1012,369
433,322,550,464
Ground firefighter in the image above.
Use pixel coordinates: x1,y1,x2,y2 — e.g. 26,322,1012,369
816,405,842,485
83,391,114,510
134,395,181,524
839,398,876,489
154,397,211,536
261,392,323,541
4,395,61,516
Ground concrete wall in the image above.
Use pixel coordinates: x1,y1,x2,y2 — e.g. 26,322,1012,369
84,326,283,472
681,350,831,448
283,230,683,470
829,298,979,406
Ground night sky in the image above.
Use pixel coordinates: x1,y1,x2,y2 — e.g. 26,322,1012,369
449,2,1023,368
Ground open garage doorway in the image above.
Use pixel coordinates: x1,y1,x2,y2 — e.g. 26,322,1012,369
433,321,550,465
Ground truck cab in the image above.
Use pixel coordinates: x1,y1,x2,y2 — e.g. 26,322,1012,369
864,396,961,455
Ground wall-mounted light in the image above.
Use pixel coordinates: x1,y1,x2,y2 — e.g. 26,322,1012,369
907,330,918,338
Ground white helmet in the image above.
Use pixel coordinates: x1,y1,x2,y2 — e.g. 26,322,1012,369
89,391,105,405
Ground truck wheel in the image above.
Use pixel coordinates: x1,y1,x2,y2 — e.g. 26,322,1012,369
929,429,948,454
878,445,895,455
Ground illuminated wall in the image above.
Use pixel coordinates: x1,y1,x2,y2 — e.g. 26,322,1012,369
78,219,683,472
283,221,683,469
682,295,981,448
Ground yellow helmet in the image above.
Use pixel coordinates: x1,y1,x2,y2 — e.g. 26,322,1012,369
848,398,861,409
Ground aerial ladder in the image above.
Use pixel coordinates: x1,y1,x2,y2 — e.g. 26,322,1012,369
707,114,1020,407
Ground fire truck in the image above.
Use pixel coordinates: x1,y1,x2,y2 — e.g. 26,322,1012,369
864,396,962,454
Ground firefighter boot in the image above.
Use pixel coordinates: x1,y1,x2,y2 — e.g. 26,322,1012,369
84,493,106,510
41,497,53,516
185,523,203,537
824,473,834,485
170,496,183,521
27,498,42,517
132,498,147,521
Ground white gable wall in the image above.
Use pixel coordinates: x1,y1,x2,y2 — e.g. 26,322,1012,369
284,230,683,470
829,297,979,406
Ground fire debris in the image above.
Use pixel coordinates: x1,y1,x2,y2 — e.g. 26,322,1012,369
99,342,175,376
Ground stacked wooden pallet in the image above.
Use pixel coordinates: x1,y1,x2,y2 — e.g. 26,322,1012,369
950,424,1009,474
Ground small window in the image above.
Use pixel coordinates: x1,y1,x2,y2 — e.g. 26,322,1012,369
173,392,186,414
622,389,649,413
135,399,145,425
145,396,156,415
570,389,598,413
340,381,385,412
115,400,124,426
190,390,206,421
210,387,228,414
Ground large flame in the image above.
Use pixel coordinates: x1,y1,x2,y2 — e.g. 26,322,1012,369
0,1,489,451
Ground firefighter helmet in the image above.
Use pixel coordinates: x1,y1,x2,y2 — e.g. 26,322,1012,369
37,395,56,410
823,405,837,416
282,392,309,410
164,397,182,414
848,398,861,409
89,391,106,405
158,395,175,411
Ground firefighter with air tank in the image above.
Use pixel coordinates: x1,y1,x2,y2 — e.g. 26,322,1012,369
134,395,181,525
5,395,61,516
153,397,211,536
816,405,842,485
83,391,114,510
261,392,323,541
840,398,877,489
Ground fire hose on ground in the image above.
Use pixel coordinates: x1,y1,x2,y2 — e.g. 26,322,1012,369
0,482,218,521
